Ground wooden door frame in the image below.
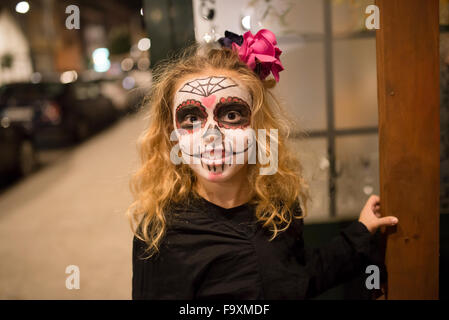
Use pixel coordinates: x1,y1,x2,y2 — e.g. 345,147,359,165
375,0,440,299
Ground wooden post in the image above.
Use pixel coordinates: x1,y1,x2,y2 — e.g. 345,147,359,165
375,0,440,299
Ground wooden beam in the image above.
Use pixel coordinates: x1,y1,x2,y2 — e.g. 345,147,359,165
375,0,440,299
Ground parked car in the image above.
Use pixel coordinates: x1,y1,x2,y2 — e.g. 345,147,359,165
0,81,120,148
90,77,148,116
0,118,37,183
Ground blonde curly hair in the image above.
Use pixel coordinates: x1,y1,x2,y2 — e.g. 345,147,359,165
126,43,312,258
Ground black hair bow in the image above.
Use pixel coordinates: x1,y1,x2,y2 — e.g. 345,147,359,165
218,31,243,49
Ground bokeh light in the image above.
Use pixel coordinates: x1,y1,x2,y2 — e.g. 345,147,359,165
121,58,134,72
122,76,135,90
60,70,78,84
92,48,111,73
15,1,30,14
137,38,151,51
137,58,150,71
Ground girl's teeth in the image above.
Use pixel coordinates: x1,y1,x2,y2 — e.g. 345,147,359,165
202,162,227,173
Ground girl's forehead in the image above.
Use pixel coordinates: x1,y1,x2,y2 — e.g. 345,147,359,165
173,73,252,108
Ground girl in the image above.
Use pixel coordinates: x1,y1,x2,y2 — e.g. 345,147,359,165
127,29,398,299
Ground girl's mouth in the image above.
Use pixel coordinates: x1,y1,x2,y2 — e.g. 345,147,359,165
200,161,231,173
200,153,232,167
181,140,253,159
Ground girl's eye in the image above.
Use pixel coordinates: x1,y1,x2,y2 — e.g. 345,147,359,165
215,102,251,127
186,115,200,123
223,111,241,122
175,103,208,130
179,113,206,129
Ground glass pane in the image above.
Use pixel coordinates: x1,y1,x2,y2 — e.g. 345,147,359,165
333,38,378,129
194,0,325,41
332,0,374,35
335,134,379,219
241,0,324,36
288,137,329,223
274,42,327,131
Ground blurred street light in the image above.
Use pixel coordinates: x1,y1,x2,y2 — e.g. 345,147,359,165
137,38,151,51
1,117,11,128
60,70,78,84
15,1,30,14
92,48,111,73
121,58,134,72
30,72,42,84
122,76,135,90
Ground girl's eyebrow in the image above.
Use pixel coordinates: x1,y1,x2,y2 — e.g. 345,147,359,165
215,96,251,106
175,99,204,112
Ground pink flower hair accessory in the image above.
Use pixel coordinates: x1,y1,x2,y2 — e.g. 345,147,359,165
221,29,284,82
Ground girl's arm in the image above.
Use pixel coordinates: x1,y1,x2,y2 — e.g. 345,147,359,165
300,219,377,299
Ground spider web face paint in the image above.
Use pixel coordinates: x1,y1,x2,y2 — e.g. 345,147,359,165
178,76,238,97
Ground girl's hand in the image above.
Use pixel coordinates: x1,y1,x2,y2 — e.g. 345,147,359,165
358,195,398,234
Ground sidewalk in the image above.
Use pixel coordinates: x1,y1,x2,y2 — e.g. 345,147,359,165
0,109,149,299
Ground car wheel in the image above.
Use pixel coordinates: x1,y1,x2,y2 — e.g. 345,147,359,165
18,140,37,177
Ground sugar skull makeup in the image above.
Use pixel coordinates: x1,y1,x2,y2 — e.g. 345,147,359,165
172,75,255,182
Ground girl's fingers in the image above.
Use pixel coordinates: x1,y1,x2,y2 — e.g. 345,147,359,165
377,216,398,227
370,194,380,204
368,197,380,210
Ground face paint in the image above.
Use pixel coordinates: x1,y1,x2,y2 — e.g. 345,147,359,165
172,75,254,182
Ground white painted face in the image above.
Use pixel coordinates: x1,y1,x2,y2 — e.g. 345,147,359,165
172,74,255,182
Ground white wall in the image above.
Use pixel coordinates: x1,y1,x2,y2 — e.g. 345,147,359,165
0,10,33,85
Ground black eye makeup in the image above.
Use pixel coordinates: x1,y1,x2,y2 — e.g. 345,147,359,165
214,96,251,129
175,99,208,131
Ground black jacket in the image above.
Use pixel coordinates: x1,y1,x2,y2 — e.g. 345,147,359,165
132,196,382,299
